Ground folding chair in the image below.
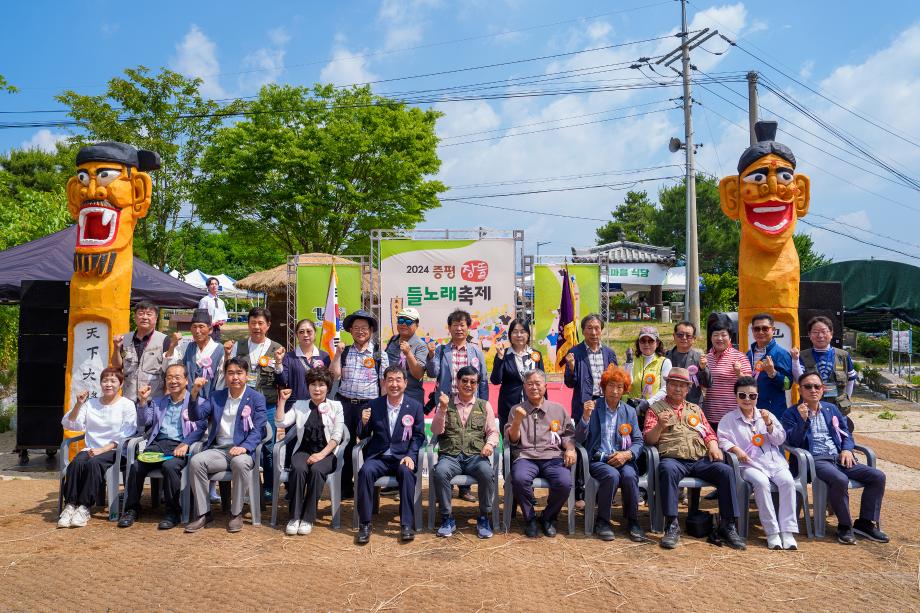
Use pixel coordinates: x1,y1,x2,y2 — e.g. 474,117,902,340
211,423,272,526
122,436,194,524
579,445,654,535
502,444,577,535
647,446,734,532
57,434,123,521
808,443,879,538
426,434,501,531
351,437,425,531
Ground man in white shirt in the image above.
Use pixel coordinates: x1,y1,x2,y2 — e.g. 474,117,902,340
198,277,228,341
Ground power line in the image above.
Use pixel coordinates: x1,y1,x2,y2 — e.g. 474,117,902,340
447,164,682,189
808,213,920,251
439,175,682,201
798,219,920,260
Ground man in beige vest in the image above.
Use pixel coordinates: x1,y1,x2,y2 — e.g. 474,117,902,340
111,300,168,403
643,367,745,550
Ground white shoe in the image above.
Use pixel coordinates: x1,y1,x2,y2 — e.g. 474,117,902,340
766,533,783,550
298,521,313,535
781,532,798,550
285,520,300,536
58,504,76,528
70,506,91,528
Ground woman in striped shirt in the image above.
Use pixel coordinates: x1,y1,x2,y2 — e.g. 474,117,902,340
701,322,751,429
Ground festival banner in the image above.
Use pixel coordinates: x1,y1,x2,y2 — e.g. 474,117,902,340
379,239,516,354
533,264,600,373
296,264,363,348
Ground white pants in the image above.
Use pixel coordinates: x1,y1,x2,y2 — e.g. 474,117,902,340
741,466,799,535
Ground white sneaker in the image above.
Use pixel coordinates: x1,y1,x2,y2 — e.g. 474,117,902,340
298,521,313,535
285,520,300,536
58,504,76,528
70,506,91,528
766,533,783,550
781,532,798,550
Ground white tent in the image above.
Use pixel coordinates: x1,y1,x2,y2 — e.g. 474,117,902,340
175,268,250,298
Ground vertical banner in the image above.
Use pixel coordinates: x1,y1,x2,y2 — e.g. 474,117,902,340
379,239,516,353
533,264,600,373
296,264,363,348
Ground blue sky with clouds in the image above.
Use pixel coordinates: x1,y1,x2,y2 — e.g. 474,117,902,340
3,0,919,265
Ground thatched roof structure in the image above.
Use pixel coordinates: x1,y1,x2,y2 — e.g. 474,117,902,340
235,253,378,295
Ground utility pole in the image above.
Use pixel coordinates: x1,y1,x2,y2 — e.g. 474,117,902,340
747,71,759,145
679,0,700,332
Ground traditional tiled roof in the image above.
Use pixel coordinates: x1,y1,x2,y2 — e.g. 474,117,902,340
570,240,676,264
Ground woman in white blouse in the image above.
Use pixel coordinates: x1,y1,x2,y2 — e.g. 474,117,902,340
276,368,344,535
59,368,137,528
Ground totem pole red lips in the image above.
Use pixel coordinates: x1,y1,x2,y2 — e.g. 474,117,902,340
743,199,793,234
77,200,120,247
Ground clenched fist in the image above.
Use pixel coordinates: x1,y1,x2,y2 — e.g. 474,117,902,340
513,405,528,421
223,340,235,356
582,399,596,421
137,386,152,405
170,331,183,347
732,361,743,376
76,390,90,405
565,352,576,368
790,347,800,361
274,346,286,363
699,355,708,370
438,392,450,410
113,334,124,348
361,407,372,425
278,388,292,404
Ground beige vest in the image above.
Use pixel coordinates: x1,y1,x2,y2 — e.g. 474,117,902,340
650,399,708,460
121,330,166,402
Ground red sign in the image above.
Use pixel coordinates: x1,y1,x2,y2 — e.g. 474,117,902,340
461,260,489,282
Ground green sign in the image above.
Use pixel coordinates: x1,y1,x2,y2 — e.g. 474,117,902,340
533,264,600,373
296,264,363,347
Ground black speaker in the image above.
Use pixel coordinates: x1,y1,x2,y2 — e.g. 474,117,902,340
17,334,67,364
799,282,844,350
20,279,70,307
16,406,64,449
17,363,66,406
20,306,69,335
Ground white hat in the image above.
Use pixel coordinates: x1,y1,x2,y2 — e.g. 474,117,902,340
396,307,420,322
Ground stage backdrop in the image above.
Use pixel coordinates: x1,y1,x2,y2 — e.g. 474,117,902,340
296,264,363,348
534,264,600,373
379,239,516,353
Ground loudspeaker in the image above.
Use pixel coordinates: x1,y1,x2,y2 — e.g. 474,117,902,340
17,334,67,365
15,405,64,449
16,363,66,406
799,282,844,350
20,279,69,307
20,306,69,335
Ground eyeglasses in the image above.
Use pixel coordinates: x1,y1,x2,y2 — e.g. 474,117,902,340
674,332,694,339
800,383,823,390
736,392,758,400
396,317,417,325
752,326,772,333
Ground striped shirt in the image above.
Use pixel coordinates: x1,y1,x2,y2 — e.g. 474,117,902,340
702,346,751,425
808,410,838,456
338,343,389,400
587,347,605,395
450,343,470,395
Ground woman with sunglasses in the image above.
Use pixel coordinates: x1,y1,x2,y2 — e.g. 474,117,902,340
717,376,798,550
277,319,332,413
491,318,545,434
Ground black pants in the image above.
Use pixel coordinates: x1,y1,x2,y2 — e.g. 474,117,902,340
289,452,336,522
64,450,117,508
337,394,373,499
124,439,187,517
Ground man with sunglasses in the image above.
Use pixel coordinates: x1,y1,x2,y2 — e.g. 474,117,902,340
384,307,430,407
782,371,888,545
745,314,793,415
665,321,710,405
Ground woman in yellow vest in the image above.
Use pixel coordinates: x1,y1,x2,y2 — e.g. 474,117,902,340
629,326,673,425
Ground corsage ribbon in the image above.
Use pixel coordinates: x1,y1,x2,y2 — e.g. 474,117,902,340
401,414,414,441
687,364,699,386
831,415,849,439
618,423,632,450
642,373,656,398
241,405,254,432
549,419,562,446
199,356,213,381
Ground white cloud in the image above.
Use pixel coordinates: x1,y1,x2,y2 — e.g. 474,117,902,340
586,21,613,41
268,27,291,46
21,129,67,153
799,60,814,80
378,0,441,51
319,45,379,86
239,47,286,92
171,25,226,99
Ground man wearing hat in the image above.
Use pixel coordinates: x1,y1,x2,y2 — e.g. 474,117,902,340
165,309,226,400
643,367,745,550
330,310,389,499
384,307,430,407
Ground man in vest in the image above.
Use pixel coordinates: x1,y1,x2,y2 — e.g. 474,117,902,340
643,367,746,550
225,306,284,501
791,316,857,415
111,300,168,403
431,366,499,539
165,309,226,399
384,307,430,407
746,313,793,415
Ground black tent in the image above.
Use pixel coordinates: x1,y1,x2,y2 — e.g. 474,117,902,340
0,226,202,307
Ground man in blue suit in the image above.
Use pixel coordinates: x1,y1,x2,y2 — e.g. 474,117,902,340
184,356,267,533
563,313,617,505
355,366,425,544
745,313,793,415
782,371,888,545
119,363,205,530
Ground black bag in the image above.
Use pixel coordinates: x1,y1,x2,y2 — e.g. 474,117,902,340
685,510,713,538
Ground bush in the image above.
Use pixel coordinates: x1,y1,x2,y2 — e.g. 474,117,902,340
857,334,890,362
0,402,13,433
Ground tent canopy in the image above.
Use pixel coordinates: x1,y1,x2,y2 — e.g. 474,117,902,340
0,226,203,308
179,268,248,298
802,260,920,332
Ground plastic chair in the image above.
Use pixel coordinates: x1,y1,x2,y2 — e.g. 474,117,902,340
646,446,736,532
807,443,879,538
578,444,653,535
426,434,501,531
270,427,350,529
351,437,425,531
57,434,123,521
122,437,194,524
727,445,814,539
210,423,272,526
502,444,577,535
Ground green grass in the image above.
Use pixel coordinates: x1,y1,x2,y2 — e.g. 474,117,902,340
878,410,898,421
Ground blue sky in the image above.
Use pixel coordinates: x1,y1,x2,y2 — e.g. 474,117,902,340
3,0,920,265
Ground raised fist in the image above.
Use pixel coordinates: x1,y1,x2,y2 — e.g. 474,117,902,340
427,340,438,355
659,410,676,428
274,346,286,362
797,403,809,421
582,399,596,421
732,361,743,376
113,334,124,348
439,392,450,409
76,390,90,405
699,355,708,370
137,386,152,404
565,352,576,367
223,340,235,356
278,388,292,403
514,405,527,420
361,407,372,425
400,341,412,356
193,377,208,390
170,331,183,346
790,347,800,361
495,342,506,359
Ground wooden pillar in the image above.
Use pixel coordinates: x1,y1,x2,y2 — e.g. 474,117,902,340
651,285,664,321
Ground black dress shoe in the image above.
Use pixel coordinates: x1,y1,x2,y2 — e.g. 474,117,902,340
595,520,615,542
158,514,180,530
627,520,646,542
356,522,372,545
660,519,681,549
540,515,557,538
117,509,137,528
717,523,747,550
837,526,857,545
853,519,889,543
400,525,416,542
524,517,540,538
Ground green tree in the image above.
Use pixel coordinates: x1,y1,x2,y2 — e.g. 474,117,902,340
700,271,739,316
56,66,236,269
793,232,832,273
194,83,446,256
174,224,287,280
595,190,656,244
0,144,77,197
0,74,16,93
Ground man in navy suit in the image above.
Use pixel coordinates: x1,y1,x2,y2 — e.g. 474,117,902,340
184,356,267,533
355,366,425,544
783,371,888,545
119,363,205,530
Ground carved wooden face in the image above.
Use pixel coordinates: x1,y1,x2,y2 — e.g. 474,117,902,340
719,153,810,252
66,161,151,254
